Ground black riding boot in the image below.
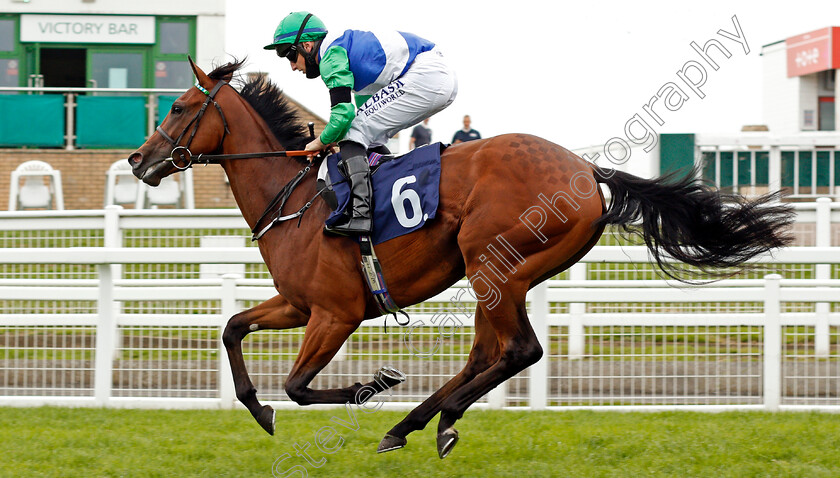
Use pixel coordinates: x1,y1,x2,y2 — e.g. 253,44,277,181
325,141,372,236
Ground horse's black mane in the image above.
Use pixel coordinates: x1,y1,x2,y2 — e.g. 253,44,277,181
208,59,311,153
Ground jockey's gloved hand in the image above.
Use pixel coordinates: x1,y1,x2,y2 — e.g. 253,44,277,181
305,136,325,152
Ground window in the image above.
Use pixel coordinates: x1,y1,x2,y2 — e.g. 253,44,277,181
821,70,836,91
159,22,189,54
154,60,192,89
0,58,18,88
818,97,835,131
154,18,195,89
0,18,19,89
90,52,144,89
0,19,14,52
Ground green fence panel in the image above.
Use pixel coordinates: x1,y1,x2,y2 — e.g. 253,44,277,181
737,152,752,186
755,151,769,185
76,96,147,148
719,151,734,188
834,153,840,186
798,151,813,188
781,151,795,187
701,151,715,182
0,95,65,147
157,95,179,126
816,151,831,187
659,133,695,177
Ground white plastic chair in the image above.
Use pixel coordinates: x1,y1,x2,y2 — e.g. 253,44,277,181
104,159,140,207
135,168,195,209
8,160,64,210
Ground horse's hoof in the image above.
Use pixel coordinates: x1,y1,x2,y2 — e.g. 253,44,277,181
377,434,407,453
257,405,275,435
436,428,459,459
374,365,406,389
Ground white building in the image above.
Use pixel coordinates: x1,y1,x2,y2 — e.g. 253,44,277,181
762,27,838,134
576,26,840,201
0,0,225,90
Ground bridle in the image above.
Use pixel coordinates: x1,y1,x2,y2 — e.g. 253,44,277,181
156,80,232,170
155,78,322,240
156,79,312,170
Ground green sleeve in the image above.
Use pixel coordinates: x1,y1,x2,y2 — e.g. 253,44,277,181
319,46,356,144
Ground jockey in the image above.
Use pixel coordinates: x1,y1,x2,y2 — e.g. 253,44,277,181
265,11,458,236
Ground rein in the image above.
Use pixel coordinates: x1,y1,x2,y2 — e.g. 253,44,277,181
157,79,312,170
156,79,324,241
250,163,324,241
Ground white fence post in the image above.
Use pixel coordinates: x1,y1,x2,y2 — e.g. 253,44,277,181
529,281,549,410
104,206,123,360
94,263,115,406
219,274,240,409
815,198,831,357
763,274,782,411
568,264,586,359
104,205,123,282
486,382,506,409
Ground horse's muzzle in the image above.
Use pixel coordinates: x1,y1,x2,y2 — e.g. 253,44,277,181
128,150,168,186
128,151,144,178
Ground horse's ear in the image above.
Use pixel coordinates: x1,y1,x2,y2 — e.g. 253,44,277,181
188,56,211,87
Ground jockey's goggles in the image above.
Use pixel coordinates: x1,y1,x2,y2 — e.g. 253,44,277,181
277,45,298,62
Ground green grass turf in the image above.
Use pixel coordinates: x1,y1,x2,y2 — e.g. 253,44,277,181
1,407,839,477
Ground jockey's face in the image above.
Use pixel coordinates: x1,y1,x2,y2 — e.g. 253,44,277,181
288,41,313,75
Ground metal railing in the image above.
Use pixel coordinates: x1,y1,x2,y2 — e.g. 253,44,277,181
0,85,183,150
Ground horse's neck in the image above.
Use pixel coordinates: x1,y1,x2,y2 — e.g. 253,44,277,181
220,108,311,233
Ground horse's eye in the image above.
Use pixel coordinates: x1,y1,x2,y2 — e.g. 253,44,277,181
171,105,184,115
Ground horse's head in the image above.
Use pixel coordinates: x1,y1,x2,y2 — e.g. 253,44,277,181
129,57,232,186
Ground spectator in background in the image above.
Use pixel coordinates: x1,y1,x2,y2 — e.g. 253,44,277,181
410,118,432,150
452,115,481,144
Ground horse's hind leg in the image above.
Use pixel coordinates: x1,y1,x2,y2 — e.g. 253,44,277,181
378,306,500,453
222,294,309,435
436,294,542,458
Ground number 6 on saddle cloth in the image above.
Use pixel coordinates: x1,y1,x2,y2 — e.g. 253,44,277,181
318,142,443,246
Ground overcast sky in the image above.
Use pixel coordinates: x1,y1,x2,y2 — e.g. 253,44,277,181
224,1,840,151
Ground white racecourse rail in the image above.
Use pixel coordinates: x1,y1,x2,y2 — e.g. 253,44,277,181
0,203,838,412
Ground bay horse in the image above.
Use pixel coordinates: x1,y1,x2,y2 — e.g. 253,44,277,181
129,59,793,458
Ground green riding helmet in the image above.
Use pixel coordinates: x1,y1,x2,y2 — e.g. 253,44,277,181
263,11,328,55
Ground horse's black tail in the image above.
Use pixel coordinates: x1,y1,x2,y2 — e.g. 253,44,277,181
594,167,795,282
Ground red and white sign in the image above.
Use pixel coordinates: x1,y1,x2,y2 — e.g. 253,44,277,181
786,27,840,78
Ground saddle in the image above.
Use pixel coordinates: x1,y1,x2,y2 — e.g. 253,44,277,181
315,146,390,213
316,142,443,245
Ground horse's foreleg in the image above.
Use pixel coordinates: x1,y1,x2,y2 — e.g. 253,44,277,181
377,306,499,453
222,294,309,435
283,312,404,406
